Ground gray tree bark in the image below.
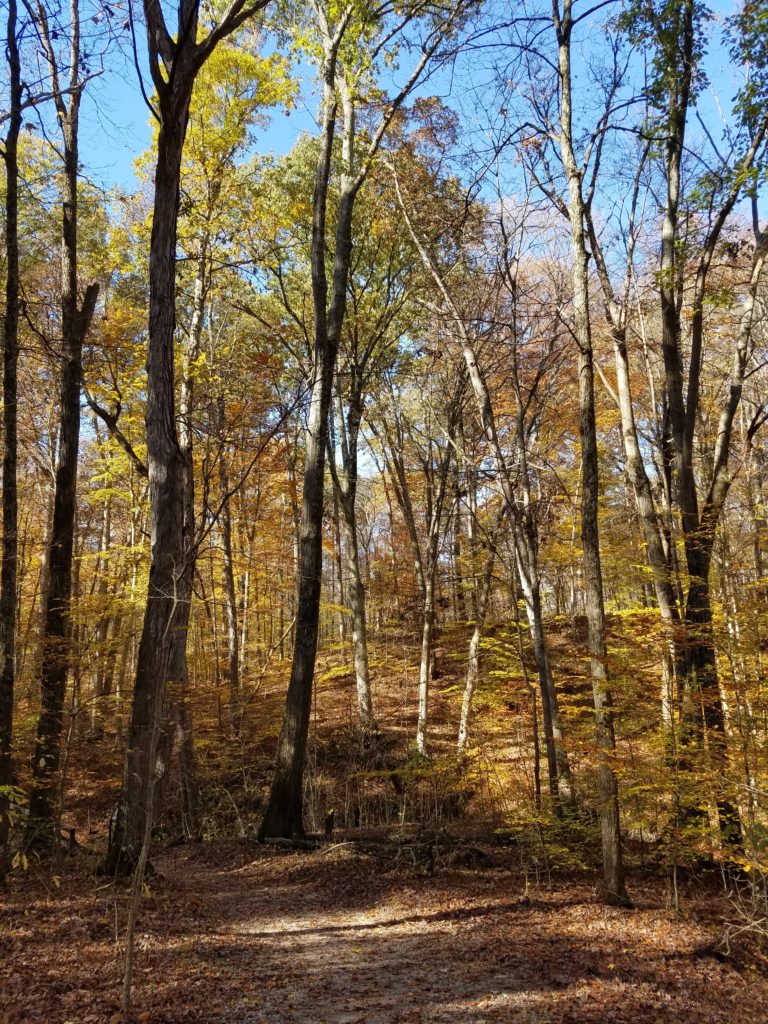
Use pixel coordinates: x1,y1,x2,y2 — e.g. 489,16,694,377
103,0,269,872
29,0,99,833
553,0,628,904
457,521,500,752
328,388,373,730
259,3,453,836
259,47,349,838
0,0,22,878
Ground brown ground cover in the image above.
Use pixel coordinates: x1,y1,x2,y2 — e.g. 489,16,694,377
2,843,765,1024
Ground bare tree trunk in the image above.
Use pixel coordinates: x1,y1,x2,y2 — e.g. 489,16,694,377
453,462,468,622
466,464,479,620
259,342,336,837
457,536,497,752
102,80,192,873
173,694,199,837
331,488,346,643
329,388,374,730
259,62,347,838
554,0,628,904
90,498,112,738
29,0,99,833
416,571,436,756
150,225,207,846
340,507,373,728
515,534,573,807
218,395,241,737
0,0,22,878
510,567,541,808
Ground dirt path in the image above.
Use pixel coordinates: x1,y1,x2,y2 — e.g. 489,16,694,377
2,845,766,1023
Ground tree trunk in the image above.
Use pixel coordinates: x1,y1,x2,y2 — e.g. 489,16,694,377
91,498,112,739
329,384,374,730
259,66,349,838
331,488,346,643
28,18,99,831
453,466,468,622
173,694,199,837
340,502,373,729
554,0,628,904
457,540,496,752
515,538,573,807
218,403,241,737
416,572,436,756
103,93,192,873
0,0,21,877
258,344,336,837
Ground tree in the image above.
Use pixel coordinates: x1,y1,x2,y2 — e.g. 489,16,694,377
391,147,575,805
373,361,464,755
0,0,23,879
27,0,100,837
623,0,768,845
550,0,628,903
241,138,411,732
103,0,271,874
326,169,413,733
259,0,474,839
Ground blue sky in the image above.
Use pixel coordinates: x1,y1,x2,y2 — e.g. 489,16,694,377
78,32,319,191
77,1,747,194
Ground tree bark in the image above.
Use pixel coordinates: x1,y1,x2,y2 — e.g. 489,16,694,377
103,85,192,873
218,396,241,736
29,0,100,832
329,387,374,730
457,532,497,752
259,60,346,838
90,497,112,739
258,342,337,837
341,504,373,728
0,0,22,878
554,0,628,904
416,574,436,756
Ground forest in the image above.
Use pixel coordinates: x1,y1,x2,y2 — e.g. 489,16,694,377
2,0,768,1020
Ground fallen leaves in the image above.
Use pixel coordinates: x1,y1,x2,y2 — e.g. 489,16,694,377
2,846,767,1023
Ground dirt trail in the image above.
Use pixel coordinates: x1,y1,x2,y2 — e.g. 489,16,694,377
2,845,766,1023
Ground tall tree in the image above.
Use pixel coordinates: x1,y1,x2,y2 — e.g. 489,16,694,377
621,0,768,841
0,0,23,879
551,0,628,903
27,0,100,836
373,365,464,755
326,172,412,732
103,0,271,874
259,0,473,839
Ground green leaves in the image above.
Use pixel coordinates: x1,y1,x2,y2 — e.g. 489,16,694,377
1,783,28,827
618,0,712,114
727,0,768,128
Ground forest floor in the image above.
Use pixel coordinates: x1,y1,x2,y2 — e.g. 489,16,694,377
3,840,768,1024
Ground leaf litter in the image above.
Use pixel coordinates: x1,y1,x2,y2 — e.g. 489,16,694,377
1,843,766,1023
